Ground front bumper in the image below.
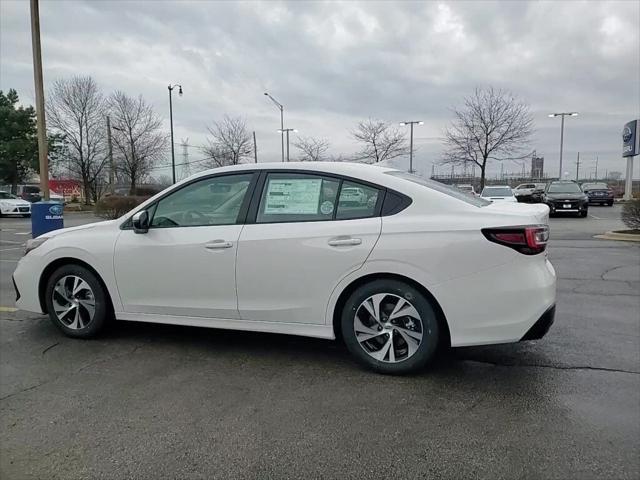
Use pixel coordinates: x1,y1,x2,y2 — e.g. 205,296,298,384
0,205,31,215
546,200,588,213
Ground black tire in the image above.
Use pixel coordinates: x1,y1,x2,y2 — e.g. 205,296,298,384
22,214,31,218
44,264,111,338
579,209,588,218
607,201,614,206
341,279,440,375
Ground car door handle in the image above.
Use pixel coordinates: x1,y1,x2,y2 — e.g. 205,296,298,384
328,237,362,247
205,240,233,249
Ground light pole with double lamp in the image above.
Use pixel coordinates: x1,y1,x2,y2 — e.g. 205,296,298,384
400,121,423,173
168,84,183,184
278,128,297,162
548,112,578,179
264,92,285,162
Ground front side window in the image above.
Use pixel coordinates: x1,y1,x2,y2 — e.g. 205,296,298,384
151,173,253,228
257,173,339,223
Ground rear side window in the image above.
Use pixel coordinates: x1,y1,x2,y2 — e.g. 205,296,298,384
386,171,490,207
257,173,339,223
336,181,381,220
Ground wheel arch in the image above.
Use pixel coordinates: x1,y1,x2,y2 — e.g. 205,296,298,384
38,257,114,315
331,272,451,348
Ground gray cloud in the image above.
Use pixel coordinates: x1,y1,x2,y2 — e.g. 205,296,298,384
1,0,638,179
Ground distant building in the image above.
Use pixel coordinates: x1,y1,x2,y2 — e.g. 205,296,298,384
531,155,544,179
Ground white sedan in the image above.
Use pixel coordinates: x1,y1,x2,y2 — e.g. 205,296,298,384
13,163,556,374
481,185,518,203
0,191,31,217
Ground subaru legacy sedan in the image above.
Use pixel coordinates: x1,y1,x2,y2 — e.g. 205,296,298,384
14,163,556,374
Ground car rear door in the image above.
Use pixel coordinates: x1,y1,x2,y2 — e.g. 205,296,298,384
236,171,382,325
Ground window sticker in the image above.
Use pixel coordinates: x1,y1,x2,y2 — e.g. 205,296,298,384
320,200,334,215
264,178,322,214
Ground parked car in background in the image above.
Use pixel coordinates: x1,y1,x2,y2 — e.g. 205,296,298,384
16,185,65,203
0,191,31,217
513,183,537,202
542,181,589,217
14,162,556,375
580,182,614,206
480,186,517,202
455,184,476,196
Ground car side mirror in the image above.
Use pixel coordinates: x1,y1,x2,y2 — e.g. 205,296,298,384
132,210,149,234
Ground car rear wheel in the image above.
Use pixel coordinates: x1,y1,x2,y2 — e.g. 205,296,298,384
341,279,440,375
44,264,111,338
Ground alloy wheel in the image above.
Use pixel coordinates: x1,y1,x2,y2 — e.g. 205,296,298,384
51,275,96,329
354,293,423,363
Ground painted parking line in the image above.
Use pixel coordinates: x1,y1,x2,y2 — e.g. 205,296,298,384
589,214,603,220
14,232,31,236
0,306,18,313
0,239,23,245
0,247,24,252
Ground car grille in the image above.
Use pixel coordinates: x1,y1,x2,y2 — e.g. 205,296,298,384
18,207,30,212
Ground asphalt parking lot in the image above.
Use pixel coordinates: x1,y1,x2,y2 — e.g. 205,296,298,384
1,207,638,479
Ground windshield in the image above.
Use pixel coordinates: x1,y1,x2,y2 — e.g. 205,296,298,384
482,187,513,197
386,171,490,207
548,182,583,193
516,184,535,189
582,183,608,190
0,192,17,199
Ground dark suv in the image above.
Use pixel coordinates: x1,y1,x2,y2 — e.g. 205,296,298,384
542,181,589,217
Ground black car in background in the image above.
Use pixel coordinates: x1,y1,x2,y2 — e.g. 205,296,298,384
542,181,589,217
580,182,614,206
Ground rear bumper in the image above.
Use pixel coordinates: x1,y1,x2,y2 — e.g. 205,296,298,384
520,305,555,341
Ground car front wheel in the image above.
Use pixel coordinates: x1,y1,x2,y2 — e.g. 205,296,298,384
44,264,111,338
341,279,440,375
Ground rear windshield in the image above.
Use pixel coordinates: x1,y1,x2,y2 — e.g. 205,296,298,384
548,182,582,193
386,171,490,207
581,183,608,190
482,187,513,197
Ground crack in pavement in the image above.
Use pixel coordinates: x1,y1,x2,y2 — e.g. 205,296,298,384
0,343,147,402
462,359,640,375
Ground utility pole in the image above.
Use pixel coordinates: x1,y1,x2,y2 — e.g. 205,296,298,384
30,0,49,200
180,138,190,180
106,115,114,193
595,155,599,180
279,128,296,162
400,121,423,173
168,84,183,184
549,112,579,179
253,131,258,163
575,152,581,181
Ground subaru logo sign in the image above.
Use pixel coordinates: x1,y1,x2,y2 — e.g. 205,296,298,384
622,126,632,143
622,120,639,158
49,204,63,216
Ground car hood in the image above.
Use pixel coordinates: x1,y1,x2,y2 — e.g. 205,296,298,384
483,202,550,224
0,198,30,207
545,193,586,200
585,189,610,194
37,219,116,239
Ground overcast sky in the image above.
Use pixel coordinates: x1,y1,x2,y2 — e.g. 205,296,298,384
1,0,639,180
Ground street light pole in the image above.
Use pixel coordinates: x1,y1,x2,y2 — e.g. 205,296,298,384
278,128,297,162
106,115,114,193
549,112,578,179
264,92,285,162
400,121,423,173
168,84,183,184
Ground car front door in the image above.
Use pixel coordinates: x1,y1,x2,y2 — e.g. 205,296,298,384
114,172,256,319
236,172,382,325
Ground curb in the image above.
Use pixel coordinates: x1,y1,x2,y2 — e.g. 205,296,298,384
594,231,640,243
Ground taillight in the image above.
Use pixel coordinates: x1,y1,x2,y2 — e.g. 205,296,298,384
482,225,549,255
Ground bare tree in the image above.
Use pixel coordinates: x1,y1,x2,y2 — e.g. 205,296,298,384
46,76,107,203
441,87,534,189
108,91,167,194
203,115,252,167
352,118,409,164
293,136,330,161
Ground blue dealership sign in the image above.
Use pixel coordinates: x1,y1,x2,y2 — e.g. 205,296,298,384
622,119,639,157
31,200,64,238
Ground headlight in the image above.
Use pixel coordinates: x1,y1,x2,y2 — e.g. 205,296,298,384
25,237,49,255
